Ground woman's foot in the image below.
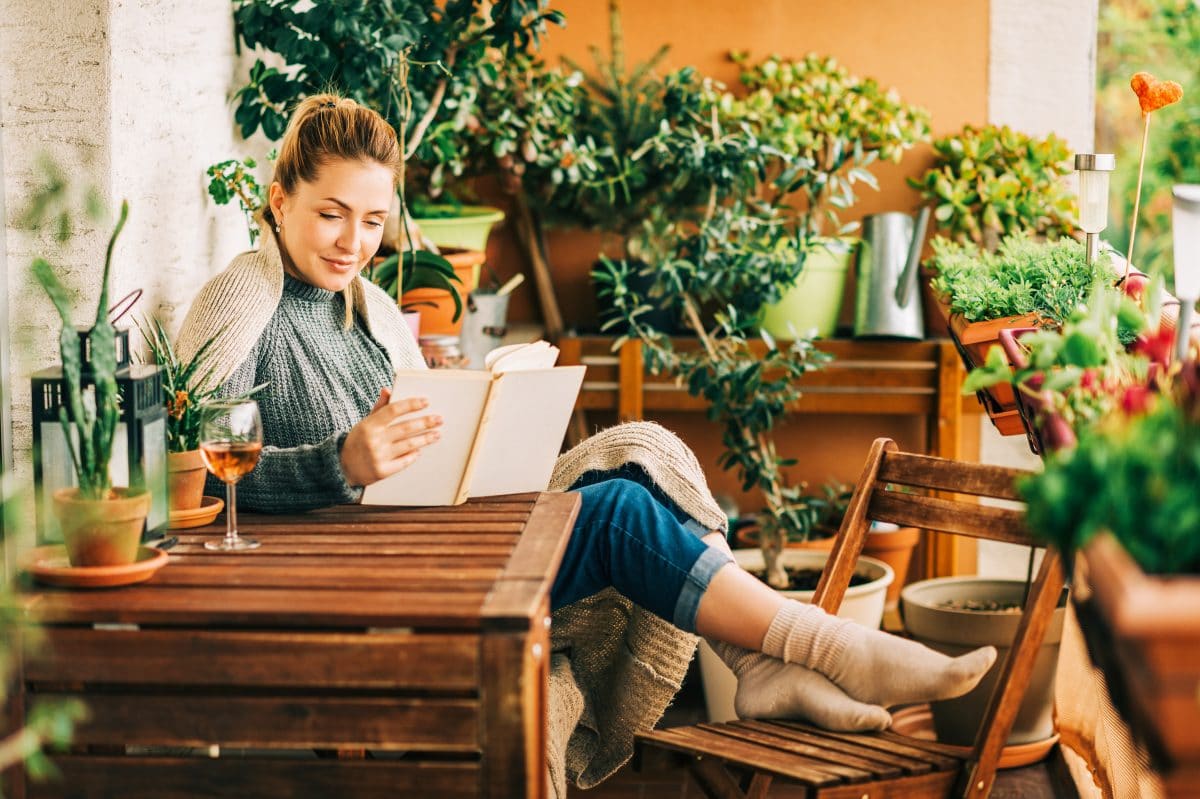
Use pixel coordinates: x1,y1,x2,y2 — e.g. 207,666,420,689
710,641,891,732
761,601,997,708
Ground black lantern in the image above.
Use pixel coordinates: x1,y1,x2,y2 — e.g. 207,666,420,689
32,326,169,543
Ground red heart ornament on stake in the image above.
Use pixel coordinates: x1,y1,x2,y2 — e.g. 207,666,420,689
1131,71,1183,114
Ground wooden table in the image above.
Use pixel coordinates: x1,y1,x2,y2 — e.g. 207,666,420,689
10,492,580,799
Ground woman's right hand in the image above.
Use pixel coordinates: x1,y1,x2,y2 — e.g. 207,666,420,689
340,388,443,486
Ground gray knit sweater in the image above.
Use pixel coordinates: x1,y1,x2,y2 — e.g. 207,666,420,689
205,275,396,512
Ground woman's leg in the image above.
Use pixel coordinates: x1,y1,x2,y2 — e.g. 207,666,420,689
693,534,996,709
557,476,994,711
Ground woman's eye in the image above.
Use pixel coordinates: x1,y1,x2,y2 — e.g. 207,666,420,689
364,220,383,229
319,213,341,221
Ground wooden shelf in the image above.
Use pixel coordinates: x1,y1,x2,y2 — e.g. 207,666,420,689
559,335,980,578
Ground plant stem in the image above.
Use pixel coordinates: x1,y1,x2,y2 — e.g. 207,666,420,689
1125,113,1151,280
403,48,457,161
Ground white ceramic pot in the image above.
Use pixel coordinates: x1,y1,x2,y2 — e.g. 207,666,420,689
900,577,1066,746
698,548,894,722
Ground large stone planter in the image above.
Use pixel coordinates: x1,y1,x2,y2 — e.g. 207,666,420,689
698,548,894,722
901,576,1067,746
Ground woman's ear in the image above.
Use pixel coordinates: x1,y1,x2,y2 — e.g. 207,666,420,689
268,182,287,226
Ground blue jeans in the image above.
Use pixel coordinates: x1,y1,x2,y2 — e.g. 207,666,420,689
551,464,733,633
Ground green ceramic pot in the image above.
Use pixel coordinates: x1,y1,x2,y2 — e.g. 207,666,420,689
760,241,854,339
413,205,505,252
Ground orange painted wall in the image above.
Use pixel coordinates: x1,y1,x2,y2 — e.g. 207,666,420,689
478,0,989,509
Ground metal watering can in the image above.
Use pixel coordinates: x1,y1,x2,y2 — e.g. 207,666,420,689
853,207,931,339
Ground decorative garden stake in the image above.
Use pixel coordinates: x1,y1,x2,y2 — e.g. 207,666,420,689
1126,72,1183,279
1172,185,1200,361
1074,153,1116,266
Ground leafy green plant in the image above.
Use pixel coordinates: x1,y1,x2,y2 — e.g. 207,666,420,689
31,201,129,501
368,250,464,320
1020,382,1200,574
929,235,1109,325
909,124,1077,251
964,287,1149,447
0,487,87,782
206,155,270,245
137,319,266,453
734,52,931,240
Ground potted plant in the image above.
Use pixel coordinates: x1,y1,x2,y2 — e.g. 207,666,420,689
1019,360,1200,768
32,201,150,568
928,234,1112,433
138,318,266,515
223,0,560,332
733,52,930,338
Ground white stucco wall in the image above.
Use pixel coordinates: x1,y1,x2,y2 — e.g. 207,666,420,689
980,0,1099,576
0,0,246,557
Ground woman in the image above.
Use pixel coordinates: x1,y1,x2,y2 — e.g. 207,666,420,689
178,94,994,792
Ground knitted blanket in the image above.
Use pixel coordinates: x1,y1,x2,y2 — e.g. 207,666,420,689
177,231,719,796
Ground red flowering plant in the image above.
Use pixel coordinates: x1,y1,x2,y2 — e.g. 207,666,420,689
963,284,1153,452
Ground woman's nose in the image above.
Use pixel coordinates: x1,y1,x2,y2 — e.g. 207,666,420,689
336,222,360,252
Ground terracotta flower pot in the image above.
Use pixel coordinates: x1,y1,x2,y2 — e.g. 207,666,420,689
52,487,151,567
402,248,486,337
167,449,207,511
732,520,835,551
861,525,920,604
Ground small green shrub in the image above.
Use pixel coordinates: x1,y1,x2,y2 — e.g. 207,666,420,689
909,124,1077,251
929,235,1107,325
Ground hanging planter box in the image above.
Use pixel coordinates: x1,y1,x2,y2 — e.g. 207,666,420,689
1077,533,1200,771
934,294,1040,437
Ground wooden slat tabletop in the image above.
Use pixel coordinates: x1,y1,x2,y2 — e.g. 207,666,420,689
22,492,580,632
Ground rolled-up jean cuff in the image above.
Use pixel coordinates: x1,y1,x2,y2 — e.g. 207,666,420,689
672,546,734,632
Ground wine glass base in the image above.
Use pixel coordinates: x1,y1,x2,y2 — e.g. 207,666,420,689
205,537,260,551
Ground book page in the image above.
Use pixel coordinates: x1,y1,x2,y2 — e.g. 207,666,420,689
361,370,491,506
466,365,585,498
488,341,559,373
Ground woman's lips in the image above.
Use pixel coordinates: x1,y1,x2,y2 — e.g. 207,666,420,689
321,257,356,272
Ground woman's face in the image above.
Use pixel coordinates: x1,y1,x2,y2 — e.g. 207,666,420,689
269,157,394,292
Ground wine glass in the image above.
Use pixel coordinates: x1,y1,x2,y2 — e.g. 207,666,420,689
200,399,263,551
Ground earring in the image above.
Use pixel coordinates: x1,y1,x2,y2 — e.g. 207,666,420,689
274,222,281,233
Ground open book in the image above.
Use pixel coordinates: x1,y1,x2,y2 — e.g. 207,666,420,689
361,341,586,506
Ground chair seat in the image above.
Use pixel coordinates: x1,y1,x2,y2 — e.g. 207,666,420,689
638,719,967,796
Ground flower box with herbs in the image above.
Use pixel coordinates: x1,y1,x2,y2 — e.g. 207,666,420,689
1020,376,1200,774
930,235,1109,436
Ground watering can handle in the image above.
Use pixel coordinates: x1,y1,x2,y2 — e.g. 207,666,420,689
895,206,931,308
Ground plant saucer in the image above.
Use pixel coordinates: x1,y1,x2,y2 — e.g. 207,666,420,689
24,545,168,589
890,704,1059,769
168,495,224,530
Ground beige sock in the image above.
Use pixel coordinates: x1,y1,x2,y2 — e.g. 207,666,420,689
760,600,997,708
709,640,891,731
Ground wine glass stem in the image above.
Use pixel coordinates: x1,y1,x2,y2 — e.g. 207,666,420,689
226,481,239,544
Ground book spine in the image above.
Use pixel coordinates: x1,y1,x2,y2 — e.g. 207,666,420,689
453,374,503,503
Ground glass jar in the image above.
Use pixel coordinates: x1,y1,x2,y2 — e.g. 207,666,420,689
419,335,467,369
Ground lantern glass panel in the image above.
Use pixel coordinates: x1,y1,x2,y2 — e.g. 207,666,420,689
1173,185,1200,301
1078,170,1111,234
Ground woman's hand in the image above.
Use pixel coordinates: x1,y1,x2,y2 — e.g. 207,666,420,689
340,388,443,486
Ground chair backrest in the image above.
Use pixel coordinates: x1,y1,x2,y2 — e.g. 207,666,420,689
812,437,1066,799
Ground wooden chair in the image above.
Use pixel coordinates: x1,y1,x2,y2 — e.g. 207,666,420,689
636,437,1066,799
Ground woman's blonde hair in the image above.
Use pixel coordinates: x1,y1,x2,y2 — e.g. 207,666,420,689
269,93,400,326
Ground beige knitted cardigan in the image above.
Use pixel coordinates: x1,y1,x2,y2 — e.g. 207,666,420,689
176,232,724,796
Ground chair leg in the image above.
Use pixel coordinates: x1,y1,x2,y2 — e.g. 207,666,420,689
746,772,774,799
689,756,755,799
